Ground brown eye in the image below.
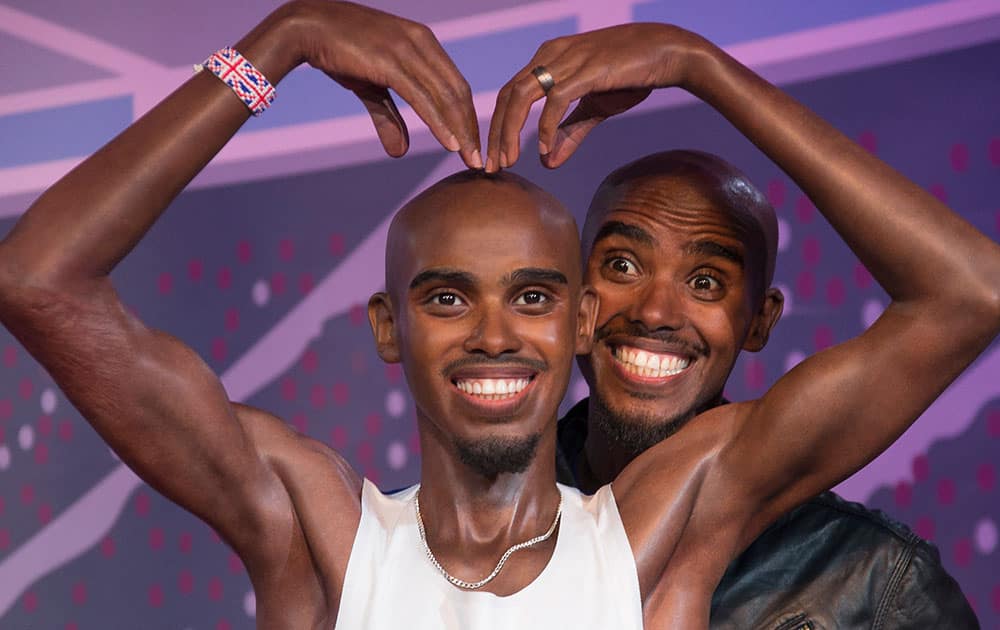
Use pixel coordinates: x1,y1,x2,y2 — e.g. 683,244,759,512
514,291,547,305
432,293,463,306
690,275,720,291
609,258,638,276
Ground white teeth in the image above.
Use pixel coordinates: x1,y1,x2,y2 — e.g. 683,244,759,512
455,377,531,400
613,346,690,378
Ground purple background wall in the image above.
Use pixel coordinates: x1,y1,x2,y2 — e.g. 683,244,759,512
1,1,999,627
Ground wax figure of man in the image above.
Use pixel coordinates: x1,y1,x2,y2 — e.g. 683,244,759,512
2,2,998,628
485,22,998,629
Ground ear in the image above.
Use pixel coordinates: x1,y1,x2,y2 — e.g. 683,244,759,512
368,292,401,363
743,287,784,352
574,286,600,355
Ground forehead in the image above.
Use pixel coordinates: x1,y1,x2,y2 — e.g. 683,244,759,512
394,185,580,288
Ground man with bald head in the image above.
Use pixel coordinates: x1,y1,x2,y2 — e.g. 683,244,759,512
486,22,995,629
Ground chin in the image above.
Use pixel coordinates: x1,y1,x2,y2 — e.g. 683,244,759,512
589,390,697,456
453,432,542,478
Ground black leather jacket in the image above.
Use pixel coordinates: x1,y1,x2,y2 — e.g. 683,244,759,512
556,399,979,629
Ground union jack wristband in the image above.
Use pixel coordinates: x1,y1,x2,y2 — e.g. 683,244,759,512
196,47,276,116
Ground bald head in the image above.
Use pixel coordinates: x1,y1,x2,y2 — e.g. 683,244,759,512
386,170,581,301
585,150,778,297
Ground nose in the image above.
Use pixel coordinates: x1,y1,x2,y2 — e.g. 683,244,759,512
627,278,686,331
462,301,522,357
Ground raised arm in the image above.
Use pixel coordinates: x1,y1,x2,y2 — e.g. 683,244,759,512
0,0,479,611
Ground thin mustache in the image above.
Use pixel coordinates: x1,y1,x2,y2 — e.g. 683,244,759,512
594,318,708,356
440,355,548,378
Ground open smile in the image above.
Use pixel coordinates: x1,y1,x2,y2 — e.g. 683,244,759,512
450,368,539,414
611,344,690,382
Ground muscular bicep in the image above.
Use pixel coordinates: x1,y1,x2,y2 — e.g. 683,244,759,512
729,300,979,535
3,278,281,549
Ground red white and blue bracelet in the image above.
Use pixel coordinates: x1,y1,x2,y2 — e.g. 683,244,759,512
195,47,276,116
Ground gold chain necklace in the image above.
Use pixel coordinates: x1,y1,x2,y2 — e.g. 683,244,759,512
414,490,563,590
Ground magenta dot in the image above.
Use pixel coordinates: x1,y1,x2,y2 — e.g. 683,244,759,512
217,620,232,630
989,410,1000,437
409,429,421,455
208,577,223,601
953,538,972,567
270,271,287,295
38,503,52,524
365,413,382,437
351,351,367,375
178,570,194,594
744,358,765,391
224,308,239,331
349,304,366,326
58,420,73,442
329,233,345,256
216,266,232,290
278,238,295,262
977,463,995,491
857,130,878,154
385,364,403,384
237,240,253,264
228,552,243,573
928,184,947,203
280,378,297,401
894,480,913,508
949,143,969,172
796,271,815,300
38,415,53,437
936,478,956,505
813,325,834,351
21,484,34,505
364,467,382,485
0,399,11,420
34,442,49,465
148,583,164,608
135,492,151,517
0,496,4,516
0,426,5,444
19,377,33,400
301,349,318,373
149,527,164,550
100,536,116,558
0,529,9,550
795,195,815,223
310,384,326,409
988,137,1000,165
299,272,314,295
332,382,350,405
912,454,930,482
211,338,227,362
290,413,307,433
24,591,37,613
72,581,87,605
357,441,374,465
825,277,845,307
767,179,786,208
992,584,1000,612
330,425,348,449
187,258,203,281
3,345,16,367
157,272,173,295
802,236,821,267
179,532,193,553
915,515,935,540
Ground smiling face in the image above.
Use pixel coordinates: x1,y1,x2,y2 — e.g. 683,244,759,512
371,171,595,478
579,151,782,454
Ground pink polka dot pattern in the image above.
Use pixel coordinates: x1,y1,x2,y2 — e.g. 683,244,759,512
21,484,35,505
237,240,252,264
977,463,995,491
208,577,223,601
37,503,52,524
224,308,239,331
989,411,1000,437
329,233,345,256
301,349,318,373
211,338,227,362
71,581,87,605
950,143,970,172
270,271,287,295
23,591,37,613
992,585,1000,613
227,552,243,573
385,364,403,384
299,272,314,295
802,236,821,266
912,454,929,482
149,527,164,550
135,492,151,517
928,183,947,203
100,536,115,558
796,271,815,300
857,130,878,154
0,399,11,420
0,529,9,551
188,259,204,281
279,238,295,262
349,304,366,326
216,266,232,290
179,532,193,553
157,272,173,295
953,538,972,567
915,515,936,541
744,358,765,391
894,480,912,508
332,382,349,405
365,413,382,437
148,583,164,607
178,570,194,594
58,420,73,442
813,325,834,351
795,195,815,223
989,137,1000,166
309,384,326,409
825,277,845,307
19,377,33,400
767,179,786,208
216,620,232,630
38,415,52,438
937,478,956,505
330,426,348,450
33,442,48,465
2,345,15,367
280,378,296,401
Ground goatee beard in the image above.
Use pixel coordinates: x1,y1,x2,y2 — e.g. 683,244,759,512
589,393,694,456
454,433,542,479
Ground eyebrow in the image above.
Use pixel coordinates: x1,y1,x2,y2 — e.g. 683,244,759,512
592,221,656,248
504,267,568,286
409,268,475,290
684,240,744,267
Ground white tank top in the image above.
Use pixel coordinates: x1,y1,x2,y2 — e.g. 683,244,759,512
334,480,643,629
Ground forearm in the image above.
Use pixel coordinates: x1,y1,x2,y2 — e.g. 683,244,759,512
0,5,302,287
685,39,1000,314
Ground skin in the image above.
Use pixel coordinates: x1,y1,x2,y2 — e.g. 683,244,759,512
486,20,1000,627
1,5,998,629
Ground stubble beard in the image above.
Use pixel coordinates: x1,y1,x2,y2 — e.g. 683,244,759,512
454,433,542,479
589,390,697,457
